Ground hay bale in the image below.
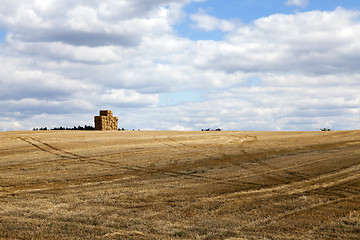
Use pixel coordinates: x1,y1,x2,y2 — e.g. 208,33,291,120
100,110,113,116
94,110,118,131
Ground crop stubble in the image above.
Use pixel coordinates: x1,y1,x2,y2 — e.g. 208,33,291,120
0,130,359,239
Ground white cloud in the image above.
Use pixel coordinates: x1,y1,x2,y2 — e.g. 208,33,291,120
286,0,309,8
0,117,23,131
190,10,220,31
99,89,159,107
115,77,360,131
199,8,360,74
0,2,360,131
0,0,191,47
190,10,237,32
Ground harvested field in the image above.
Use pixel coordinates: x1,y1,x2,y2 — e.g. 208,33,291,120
0,130,359,239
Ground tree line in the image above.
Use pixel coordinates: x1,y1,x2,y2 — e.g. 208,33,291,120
33,126,127,131
33,125,95,131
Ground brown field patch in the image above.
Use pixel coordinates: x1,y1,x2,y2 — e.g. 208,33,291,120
0,130,359,239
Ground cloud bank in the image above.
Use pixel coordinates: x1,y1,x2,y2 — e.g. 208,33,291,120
0,1,359,131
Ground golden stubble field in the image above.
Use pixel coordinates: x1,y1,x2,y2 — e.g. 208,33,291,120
0,130,359,239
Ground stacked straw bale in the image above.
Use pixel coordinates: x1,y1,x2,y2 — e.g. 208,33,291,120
94,110,118,131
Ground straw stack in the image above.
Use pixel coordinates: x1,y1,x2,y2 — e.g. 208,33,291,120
94,110,118,131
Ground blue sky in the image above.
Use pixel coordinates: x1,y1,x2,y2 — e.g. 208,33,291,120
0,30,5,42
0,0,360,131
176,0,360,40
182,0,360,21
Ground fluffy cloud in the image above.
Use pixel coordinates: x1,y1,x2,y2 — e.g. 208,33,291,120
0,0,192,47
286,0,309,8
0,1,359,131
116,75,360,131
98,89,158,107
190,10,237,32
198,8,360,75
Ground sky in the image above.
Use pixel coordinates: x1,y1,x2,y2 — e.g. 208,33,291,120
1,0,360,131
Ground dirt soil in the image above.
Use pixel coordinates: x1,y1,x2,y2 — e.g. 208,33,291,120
0,130,359,239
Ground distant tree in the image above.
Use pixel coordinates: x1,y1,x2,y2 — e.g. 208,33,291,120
320,128,331,131
35,125,95,131
84,125,95,130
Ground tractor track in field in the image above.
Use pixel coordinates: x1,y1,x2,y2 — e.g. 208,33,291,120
1,131,360,239
5,136,360,207
154,136,314,185
1,137,266,196
2,134,277,196
0,214,145,238
191,159,360,221
8,135,360,199
213,160,360,200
